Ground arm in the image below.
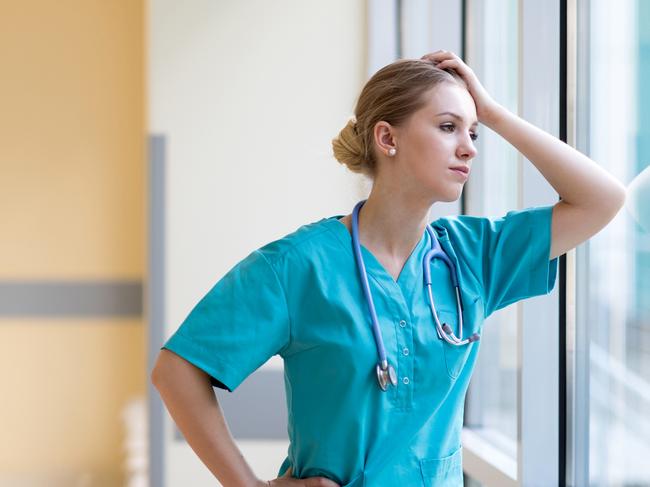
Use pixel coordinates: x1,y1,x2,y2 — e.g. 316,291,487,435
151,349,266,487
484,105,627,260
422,50,626,261
151,350,341,487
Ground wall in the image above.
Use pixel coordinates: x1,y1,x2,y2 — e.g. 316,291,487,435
0,1,145,484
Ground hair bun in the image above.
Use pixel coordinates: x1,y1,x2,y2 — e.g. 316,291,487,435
331,117,368,175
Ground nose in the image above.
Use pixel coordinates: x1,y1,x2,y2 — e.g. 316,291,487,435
457,133,477,160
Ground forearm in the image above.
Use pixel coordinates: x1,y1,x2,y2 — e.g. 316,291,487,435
484,104,626,211
152,350,265,487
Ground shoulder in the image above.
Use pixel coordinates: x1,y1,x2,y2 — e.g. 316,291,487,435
431,206,550,238
430,213,488,242
255,216,341,270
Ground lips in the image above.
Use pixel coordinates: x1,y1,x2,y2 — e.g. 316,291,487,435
450,165,470,175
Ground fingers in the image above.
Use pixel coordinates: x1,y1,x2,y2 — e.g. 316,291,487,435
422,52,474,78
435,58,461,70
427,49,460,58
421,50,462,66
278,466,340,487
305,478,341,487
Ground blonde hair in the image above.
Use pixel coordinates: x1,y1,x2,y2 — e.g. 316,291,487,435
331,58,467,178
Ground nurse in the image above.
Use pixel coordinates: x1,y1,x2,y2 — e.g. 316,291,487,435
151,51,626,487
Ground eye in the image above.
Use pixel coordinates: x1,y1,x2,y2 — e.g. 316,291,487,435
440,123,479,141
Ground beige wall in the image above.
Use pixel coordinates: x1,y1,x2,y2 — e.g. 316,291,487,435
0,1,145,483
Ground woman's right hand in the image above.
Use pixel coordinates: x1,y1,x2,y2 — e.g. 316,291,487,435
264,466,341,487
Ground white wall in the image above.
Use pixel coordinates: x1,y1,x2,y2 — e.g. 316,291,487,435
148,0,368,484
149,0,368,329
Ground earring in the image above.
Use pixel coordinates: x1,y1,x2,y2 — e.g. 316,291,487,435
388,148,396,156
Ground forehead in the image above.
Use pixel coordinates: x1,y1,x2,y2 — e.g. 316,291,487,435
418,83,478,126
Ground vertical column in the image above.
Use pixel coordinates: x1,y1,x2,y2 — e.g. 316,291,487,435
148,134,166,487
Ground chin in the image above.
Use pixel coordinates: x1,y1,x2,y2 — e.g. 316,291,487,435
438,187,464,202
423,180,464,203
440,195,461,203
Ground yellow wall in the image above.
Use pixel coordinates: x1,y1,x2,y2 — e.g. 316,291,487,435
0,0,145,483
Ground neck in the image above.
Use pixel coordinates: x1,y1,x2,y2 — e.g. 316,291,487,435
357,181,433,260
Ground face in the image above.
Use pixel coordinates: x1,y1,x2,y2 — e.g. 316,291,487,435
375,82,479,203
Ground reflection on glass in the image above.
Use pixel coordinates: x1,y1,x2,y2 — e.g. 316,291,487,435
585,1,650,485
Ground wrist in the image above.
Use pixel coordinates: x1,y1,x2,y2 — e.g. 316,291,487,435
481,102,508,129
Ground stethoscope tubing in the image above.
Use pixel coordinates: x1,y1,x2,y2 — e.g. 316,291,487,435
350,200,479,390
351,200,389,369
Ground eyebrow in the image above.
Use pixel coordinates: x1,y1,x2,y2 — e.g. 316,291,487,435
436,111,479,127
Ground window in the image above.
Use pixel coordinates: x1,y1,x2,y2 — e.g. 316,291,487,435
572,1,650,485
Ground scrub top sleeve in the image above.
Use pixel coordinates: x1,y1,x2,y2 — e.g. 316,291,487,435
161,249,290,393
450,205,559,319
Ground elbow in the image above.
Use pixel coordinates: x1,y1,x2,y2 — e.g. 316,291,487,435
150,364,162,389
608,183,627,216
150,351,169,389
151,363,173,395
596,181,627,219
614,181,627,209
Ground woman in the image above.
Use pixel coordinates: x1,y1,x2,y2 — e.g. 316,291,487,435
151,51,626,486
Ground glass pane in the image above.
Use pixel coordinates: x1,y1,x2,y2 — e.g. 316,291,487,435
581,1,650,485
465,0,519,455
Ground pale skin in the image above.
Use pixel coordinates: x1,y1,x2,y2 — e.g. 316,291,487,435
151,50,627,487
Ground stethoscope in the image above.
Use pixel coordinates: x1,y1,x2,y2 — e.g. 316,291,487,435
350,200,480,391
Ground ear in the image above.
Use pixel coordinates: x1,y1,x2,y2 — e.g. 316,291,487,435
373,121,397,156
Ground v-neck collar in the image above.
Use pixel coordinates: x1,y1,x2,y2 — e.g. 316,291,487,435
323,215,430,292
320,213,482,315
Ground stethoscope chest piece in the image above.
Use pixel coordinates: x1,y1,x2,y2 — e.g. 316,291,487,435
376,362,398,391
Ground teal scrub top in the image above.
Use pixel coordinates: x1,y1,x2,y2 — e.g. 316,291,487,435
162,204,559,487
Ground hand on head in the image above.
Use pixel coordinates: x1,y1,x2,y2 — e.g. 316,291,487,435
421,50,501,125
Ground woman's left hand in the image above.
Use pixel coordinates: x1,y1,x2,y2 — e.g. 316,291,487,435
420,50,502,126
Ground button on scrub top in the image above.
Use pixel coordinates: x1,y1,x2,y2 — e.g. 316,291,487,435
162,205,559,487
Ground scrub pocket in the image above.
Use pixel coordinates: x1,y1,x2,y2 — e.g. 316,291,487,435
438,297,480,379
419,445,463,487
